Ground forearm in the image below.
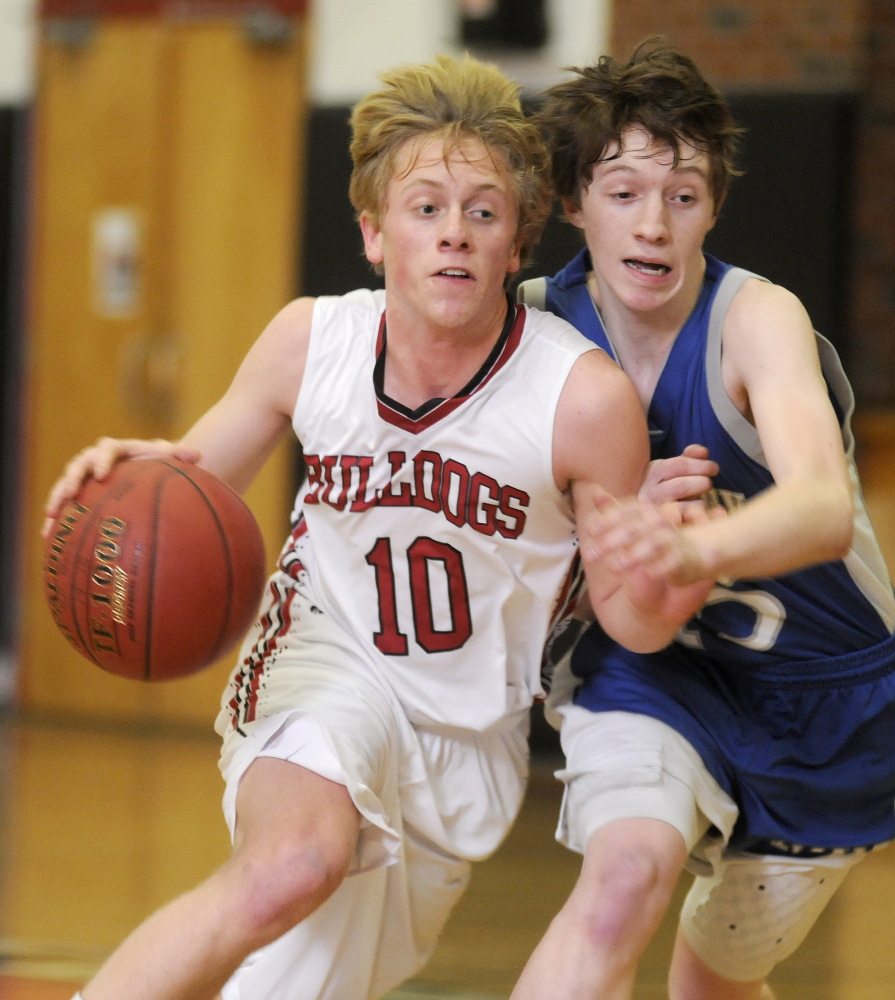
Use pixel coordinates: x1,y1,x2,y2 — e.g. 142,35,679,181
686,477,854,582
593,586,679,653
181,397,291,495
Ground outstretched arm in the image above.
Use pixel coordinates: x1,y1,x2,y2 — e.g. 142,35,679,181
44,296,316,534
553,351,715,653
638,281,854,585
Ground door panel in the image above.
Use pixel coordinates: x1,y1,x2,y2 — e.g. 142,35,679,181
20,16,306,724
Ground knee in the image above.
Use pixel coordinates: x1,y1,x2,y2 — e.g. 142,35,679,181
571,824,684,953
579,847,669,945
227,836,352,945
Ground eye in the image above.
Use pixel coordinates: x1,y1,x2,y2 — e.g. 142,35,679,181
674,193,696,204
612,190,634,200
417,203,437,216
473,208,495,220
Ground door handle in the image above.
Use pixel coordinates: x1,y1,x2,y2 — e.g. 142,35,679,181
118,332,181,425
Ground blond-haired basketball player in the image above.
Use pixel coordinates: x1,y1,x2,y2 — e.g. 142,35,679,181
46,54,712,1000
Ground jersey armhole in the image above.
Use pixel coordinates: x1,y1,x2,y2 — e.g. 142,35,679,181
293,295,343,434
517,277,548,310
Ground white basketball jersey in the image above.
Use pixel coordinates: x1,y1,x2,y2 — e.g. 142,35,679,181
286,289,595,732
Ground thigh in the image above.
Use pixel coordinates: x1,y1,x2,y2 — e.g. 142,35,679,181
232,757,360,864
679,851,864,982
218,588,411,873
221,822,470,1000
556,707,738,858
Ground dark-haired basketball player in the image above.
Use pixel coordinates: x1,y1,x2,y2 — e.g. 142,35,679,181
513,38,895,1000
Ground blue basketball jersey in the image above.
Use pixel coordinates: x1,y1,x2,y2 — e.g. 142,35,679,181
522,250,895,663
519,251,895,850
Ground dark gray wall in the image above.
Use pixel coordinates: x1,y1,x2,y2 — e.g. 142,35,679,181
0,107,29,660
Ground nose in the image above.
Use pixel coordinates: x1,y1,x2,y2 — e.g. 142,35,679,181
439,205,470,250
634,193,669,244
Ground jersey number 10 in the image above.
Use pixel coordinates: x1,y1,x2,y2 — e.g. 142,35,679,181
366,537,472,655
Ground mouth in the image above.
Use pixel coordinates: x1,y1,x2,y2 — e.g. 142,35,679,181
437,268,473,279
624,259,671,277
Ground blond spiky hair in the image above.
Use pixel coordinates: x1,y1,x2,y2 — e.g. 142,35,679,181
349,53,551,268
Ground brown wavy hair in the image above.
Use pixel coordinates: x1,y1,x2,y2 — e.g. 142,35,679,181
349,53,551,268
535,38,743,209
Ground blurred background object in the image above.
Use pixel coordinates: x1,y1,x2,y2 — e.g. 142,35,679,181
17,0,307,726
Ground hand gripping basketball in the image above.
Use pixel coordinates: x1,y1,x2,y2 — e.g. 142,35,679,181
43,457,267,681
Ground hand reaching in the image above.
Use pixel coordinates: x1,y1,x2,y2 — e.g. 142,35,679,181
580,487,718,634
43,437,201,537
640,443,718,525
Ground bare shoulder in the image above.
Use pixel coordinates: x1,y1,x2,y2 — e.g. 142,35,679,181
553,348,648,495
722,277,821,392
261,295,317,350
726,277,813,343
561,348,638,418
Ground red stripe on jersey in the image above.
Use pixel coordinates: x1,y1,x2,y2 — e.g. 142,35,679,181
540,552,585,692
375,305,527,434
227,578,295,728
550,551,583,632
375,309,386,356
278,514,309,580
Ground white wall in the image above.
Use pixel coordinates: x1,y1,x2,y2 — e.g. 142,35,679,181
0,0,35,104
310,0,610,104
0,0,610,106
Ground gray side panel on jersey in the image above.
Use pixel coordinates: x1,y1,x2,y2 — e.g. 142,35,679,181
813,336,894,625
706,267,895,631
517,276,547,311
705,267,769,466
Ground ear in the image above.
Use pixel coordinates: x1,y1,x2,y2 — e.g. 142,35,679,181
359,211,384,265
506,239,522,276
562,198,585,230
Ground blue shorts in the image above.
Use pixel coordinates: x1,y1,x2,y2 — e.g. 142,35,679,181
571,627,895,851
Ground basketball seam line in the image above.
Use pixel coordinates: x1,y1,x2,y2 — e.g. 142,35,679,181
157,460,235,670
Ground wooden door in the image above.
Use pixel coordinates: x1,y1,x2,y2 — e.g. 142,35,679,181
19,7,307,725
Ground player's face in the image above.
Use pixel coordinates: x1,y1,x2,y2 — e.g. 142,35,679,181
566,127,718,321
360,135,522,336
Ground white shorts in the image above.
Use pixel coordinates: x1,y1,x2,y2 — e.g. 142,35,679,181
215,571,530,1000
557,705,873,982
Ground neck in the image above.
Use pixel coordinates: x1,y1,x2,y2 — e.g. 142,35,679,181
382,294,510,411
587,259,706,410
588,257,706,352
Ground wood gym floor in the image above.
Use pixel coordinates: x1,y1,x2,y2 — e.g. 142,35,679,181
1,413,894,1000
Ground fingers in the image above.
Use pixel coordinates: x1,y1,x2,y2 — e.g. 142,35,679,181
647,474,716,505
581,485,714,586
639,443,719,506
43,439,116,535
582,492,679,573
171,442,202,464
603,525,684,578
42,437,199,537
675,499,714,526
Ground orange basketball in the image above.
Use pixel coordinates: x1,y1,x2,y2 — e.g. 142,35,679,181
43,457,267,681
